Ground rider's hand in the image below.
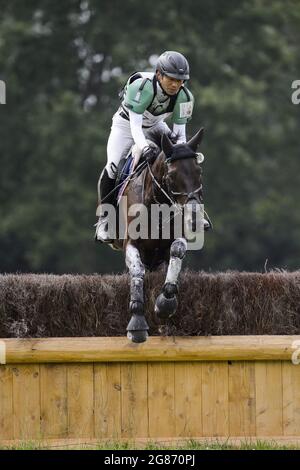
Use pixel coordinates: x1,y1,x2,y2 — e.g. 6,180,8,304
168,131,178,144
142,146,157,164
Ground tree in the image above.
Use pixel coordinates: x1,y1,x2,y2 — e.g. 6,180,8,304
0,0,299,273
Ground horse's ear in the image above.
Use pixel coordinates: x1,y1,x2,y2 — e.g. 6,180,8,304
187,127,205,152
161,133,174,158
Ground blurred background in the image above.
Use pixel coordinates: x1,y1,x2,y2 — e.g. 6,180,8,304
0,0,299,274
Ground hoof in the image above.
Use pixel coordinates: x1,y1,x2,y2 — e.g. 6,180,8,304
155,293,178,319
127,330,148,343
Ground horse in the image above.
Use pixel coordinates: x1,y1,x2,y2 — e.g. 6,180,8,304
108,128,206,343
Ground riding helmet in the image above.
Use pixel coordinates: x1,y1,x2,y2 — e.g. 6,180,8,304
156,51,190,80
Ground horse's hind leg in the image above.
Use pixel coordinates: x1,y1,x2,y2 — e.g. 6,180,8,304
155,238,187,319
125,242,149,343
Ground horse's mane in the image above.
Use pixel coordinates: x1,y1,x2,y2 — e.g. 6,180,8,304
148,129,180,149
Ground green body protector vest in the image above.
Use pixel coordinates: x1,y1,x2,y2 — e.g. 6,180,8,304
119,72,194,128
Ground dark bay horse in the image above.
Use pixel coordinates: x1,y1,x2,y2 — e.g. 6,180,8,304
110,128,206,343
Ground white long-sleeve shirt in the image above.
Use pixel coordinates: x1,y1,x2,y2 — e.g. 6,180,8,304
128,110,187,153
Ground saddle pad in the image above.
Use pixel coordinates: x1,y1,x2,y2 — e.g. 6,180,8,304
117,155,134,204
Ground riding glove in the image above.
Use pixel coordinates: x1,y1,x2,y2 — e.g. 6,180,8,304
142,146,158,164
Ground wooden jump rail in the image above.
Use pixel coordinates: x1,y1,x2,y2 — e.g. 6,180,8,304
1,335,300,446
0,335,299,363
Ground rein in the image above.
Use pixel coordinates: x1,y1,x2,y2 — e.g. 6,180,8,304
147,162,176,206
146,157,212,229
100,159,149,204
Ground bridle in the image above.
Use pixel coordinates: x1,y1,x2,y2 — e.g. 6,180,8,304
163,175,203,205
147,152,204,207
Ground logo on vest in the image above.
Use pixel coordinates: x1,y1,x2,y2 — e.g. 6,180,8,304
180,101,193,118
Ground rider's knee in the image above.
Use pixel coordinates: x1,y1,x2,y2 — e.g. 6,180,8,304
105,162,117,179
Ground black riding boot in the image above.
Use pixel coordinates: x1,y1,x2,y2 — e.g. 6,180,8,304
95,168,116,242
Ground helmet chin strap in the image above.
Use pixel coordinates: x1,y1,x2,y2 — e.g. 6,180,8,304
157,77,170,97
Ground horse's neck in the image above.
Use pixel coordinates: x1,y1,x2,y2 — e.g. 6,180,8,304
144,152,167,204
152,152,165,180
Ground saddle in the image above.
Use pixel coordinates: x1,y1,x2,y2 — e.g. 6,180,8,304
115,143,159,204
115,153,135,204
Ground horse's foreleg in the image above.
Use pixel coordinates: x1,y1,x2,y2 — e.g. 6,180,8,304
155,238,187,319
125,242,149,343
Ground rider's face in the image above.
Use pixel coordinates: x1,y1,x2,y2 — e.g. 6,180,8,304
157,71,184,95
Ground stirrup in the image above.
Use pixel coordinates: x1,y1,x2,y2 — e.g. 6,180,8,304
94,234,114,244
94,219,114,244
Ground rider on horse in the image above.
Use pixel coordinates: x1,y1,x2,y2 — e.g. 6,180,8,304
95,50,211,243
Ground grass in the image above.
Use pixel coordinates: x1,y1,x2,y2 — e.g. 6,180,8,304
1,439,300,450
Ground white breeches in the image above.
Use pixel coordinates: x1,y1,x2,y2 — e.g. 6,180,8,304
105,114,171,178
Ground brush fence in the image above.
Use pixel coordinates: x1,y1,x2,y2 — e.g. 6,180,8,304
1,336,300,444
